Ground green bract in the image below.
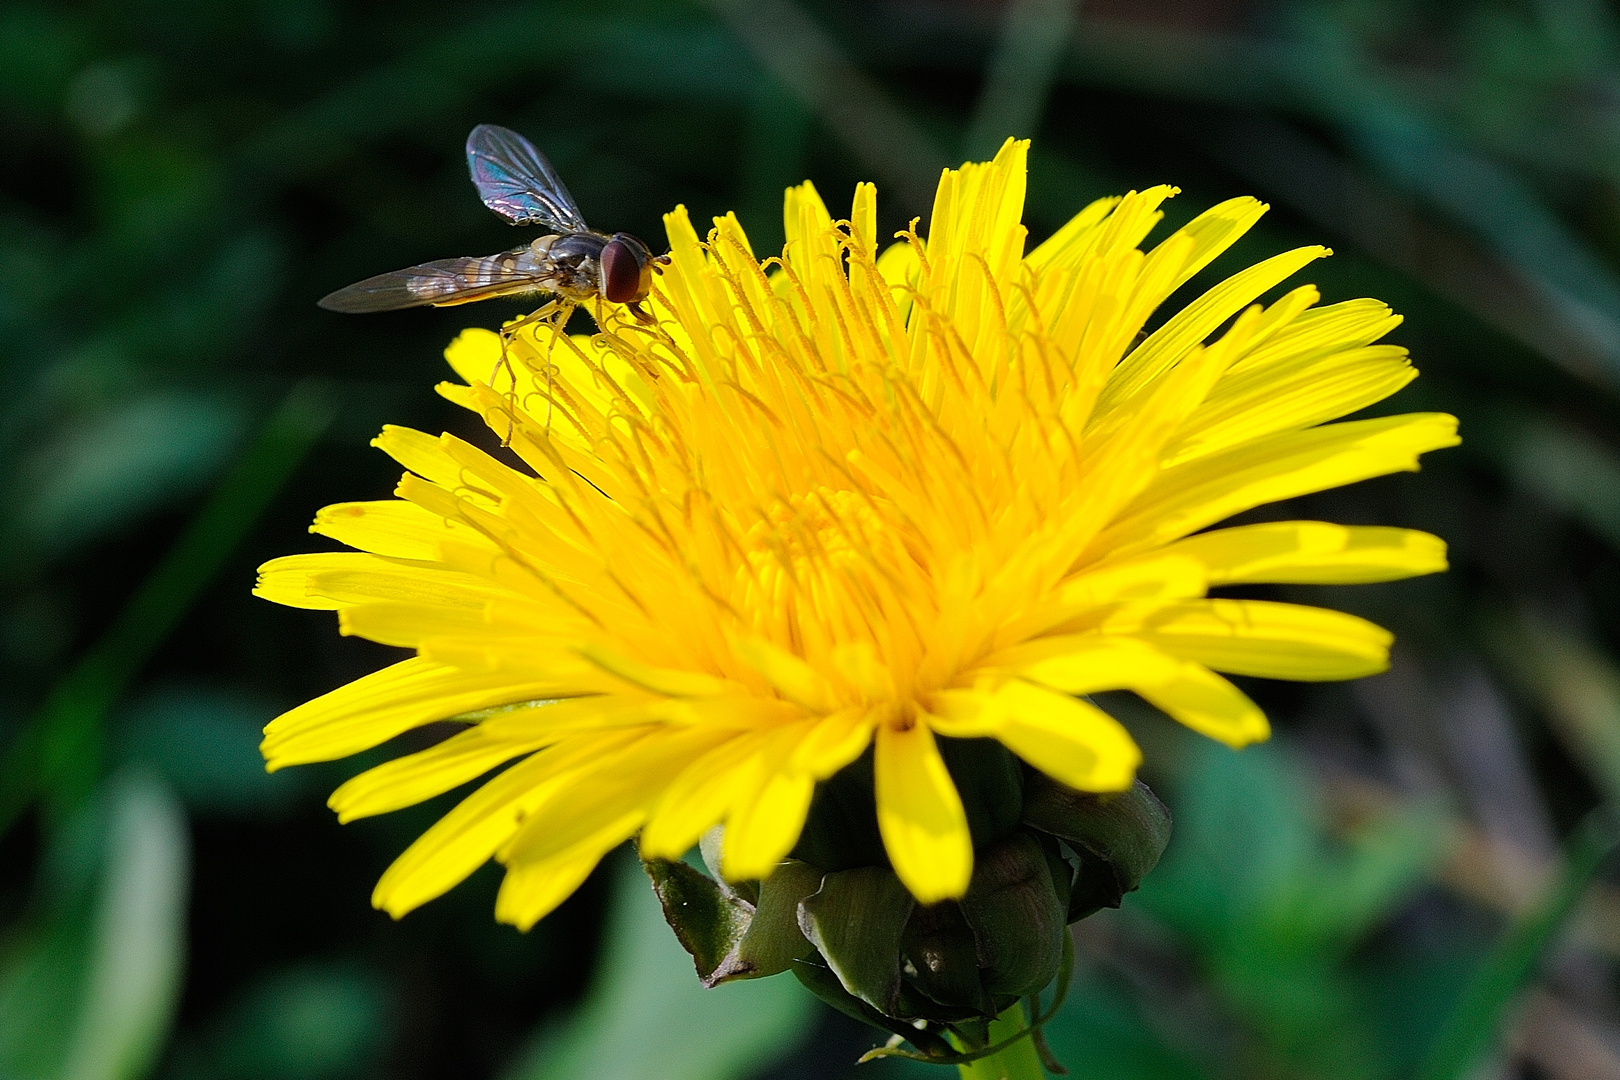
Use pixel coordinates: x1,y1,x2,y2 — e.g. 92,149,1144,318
642,740,1172,1058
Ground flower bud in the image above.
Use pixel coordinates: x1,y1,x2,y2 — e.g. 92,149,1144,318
645,737,1172,1054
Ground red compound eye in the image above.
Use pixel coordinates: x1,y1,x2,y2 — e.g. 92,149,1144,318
599,237,648,303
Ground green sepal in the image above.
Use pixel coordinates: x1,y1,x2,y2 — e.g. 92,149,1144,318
641,856,752,983
790,749,886,872
958,831,1065,996
790,960,956,1059
857,935,1076,1068
936,736,1025,849
901,900,995,1014
797,864,914,1013
699,826,759,905
707,859,822,985
950,1015,994,1053
1020,774,1171,921
1035,829,1074,917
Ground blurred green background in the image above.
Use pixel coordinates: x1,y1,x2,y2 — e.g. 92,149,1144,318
6,0,1620,1077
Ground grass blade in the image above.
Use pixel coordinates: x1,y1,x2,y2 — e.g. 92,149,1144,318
0,379,335,834
1419,809,1620,1080
962,0,1081,161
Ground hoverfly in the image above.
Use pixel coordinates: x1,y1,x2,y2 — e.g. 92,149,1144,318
319,124,662,326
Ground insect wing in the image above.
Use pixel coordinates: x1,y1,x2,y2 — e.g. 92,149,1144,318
317,251,553,313
466,124,589,232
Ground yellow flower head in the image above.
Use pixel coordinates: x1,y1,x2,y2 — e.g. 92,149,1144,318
258,140,1457,929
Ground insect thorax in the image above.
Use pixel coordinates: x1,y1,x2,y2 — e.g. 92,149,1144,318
529,232,610,301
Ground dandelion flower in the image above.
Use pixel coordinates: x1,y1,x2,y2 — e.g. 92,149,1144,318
258,139,1457,929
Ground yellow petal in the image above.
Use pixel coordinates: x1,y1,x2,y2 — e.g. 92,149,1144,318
1232,297,1403,374
256,553,503,611
308,499,479,561
875,240,920,325
970,636,1269,748
987,636,1182,693
1089,412,1460,561
574,643,737,697
639,733,764,859
789,708,876,778
329,696,667,822
874,719,973,903
1156,195,1269,294
1131,662,1270,747
260,658,568,769
1103,599,1394,680
1097,245,1329,415
337,601,489,649
730,634,840,712
329,723,542,823
1167,346,1415,464
931,680,1139,791
1024,193,1121,271
371,425,466,489
1057,553,1207,609
253,554,348,609
370,728,649,918
1163,520,1448,585
722,732,817,882
443,327,505,388
498,726,734,866
494,846,605,931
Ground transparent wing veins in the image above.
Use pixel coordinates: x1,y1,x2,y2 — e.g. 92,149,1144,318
317,252,557,313
466,123,588,232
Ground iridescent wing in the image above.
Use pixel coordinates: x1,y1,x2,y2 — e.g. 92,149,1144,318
466,123,589,232
317,249,556,313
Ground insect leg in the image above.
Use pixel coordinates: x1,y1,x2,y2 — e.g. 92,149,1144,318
491,299,563,446
540,301,576,434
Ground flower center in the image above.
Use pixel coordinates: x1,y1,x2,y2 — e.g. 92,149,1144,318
727,487,934,704
740,488,874,570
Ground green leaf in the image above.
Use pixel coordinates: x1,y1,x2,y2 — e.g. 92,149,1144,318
955,1002,1048,1080
0,380,334,834
790,748,887,873
937,737,1026,850
1293,798,1453,949
17,391,246,552
0,768,189,1080
699,826,758,905
207,963,392,1080
787,960,956,1060
1496,414,1620,552
1489,609,1620,804
961,0,1081,162
117,686,306,818
0,907,91,1079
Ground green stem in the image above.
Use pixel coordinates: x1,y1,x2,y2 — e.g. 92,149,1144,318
957,1003,1047,1080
